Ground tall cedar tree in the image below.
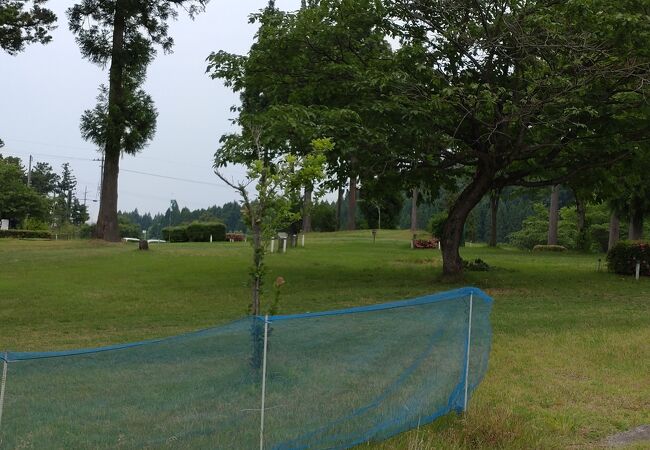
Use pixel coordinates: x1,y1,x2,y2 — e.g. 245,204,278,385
68,0,207,241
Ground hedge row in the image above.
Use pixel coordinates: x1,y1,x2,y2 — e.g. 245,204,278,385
0,229,52,239
162,222,226,242
532,245,567,252
607,240,650,276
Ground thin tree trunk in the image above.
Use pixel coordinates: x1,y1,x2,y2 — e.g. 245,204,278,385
302,185,312,233
347,176,357,231
410,188,418,233
548,185,560,245
608,213,620,251
95,0,126,242
251,220,262,315
336,185,343,231
575,194,588,251
488,188,501,247
441,166,494,276
629,209,644,240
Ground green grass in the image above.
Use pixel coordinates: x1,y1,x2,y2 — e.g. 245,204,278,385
0,231,648,449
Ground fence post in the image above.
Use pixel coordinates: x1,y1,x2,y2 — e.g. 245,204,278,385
463,293,473,412
0,352,8,431
259,316,269,450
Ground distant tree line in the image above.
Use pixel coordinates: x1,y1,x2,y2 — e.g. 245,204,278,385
0,153,89,233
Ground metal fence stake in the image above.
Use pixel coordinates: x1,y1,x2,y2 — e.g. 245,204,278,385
463,293,473,411
259,316,269,450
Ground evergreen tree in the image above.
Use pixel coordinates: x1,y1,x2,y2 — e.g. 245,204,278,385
68,0,208,241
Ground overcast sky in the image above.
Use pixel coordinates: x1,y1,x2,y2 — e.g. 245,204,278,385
0,0,302,219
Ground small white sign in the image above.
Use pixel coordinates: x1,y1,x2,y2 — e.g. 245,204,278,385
1,219,8,231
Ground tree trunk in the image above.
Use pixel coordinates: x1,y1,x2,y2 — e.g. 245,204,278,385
629,209,644,240
547,185,560,245
251,220,262,316
441,166,494,276
95,0,126,242
347,176,357,231
410,188,418,233
488,189,501,247
608,213,620,251
302,185,312,233
95,151,121,241
574,189,588,251
336,185,343,231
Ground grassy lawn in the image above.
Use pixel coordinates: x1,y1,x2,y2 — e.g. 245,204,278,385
0,231,648,449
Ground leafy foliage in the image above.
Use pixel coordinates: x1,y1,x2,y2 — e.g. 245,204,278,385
533,245,568,252
508,204,577,250
0,229,51,239
185,222,226,242
80,85,157,156
214,132,330,316
463,258,491,272
0,0,56,54
0,154,49,224
607,241,650,276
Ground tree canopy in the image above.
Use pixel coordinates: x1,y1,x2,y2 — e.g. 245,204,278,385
0,0,56,54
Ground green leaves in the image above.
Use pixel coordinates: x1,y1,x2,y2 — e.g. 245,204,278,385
0,0,57,54
80,85,157,156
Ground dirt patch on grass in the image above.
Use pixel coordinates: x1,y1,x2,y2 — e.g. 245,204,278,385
603,425,650,448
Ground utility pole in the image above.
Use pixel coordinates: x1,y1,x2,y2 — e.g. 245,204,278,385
93,155,104,199
27,154,33,186
83,186,88,206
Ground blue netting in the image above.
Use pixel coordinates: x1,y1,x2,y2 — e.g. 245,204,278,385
0,287,492,449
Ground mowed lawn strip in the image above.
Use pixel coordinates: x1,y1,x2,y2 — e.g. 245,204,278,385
0,231,648,449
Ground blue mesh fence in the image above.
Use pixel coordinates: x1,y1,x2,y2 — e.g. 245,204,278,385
0,287,492,449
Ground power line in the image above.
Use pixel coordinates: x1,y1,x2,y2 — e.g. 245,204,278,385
1,149,229,189
120,169,228,188
2,137,213,169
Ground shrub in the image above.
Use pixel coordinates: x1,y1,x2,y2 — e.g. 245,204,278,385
413,238,438,249
607,241,650,276
186,222,226,242
226,232,245,242
589,223,610,253
463,258,490,271
162,226,188,242
427,212,447,238
117,216,140,238
0,229,52,239
21,217,50,231
533,245,567,252
79,224,94,239
311,201,336,232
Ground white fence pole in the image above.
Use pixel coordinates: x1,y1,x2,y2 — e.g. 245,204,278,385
0,352,8,430
259,316,269,450
270,239,275,253
463,293,473,412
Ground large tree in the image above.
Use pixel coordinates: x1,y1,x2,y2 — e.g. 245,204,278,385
208,0,397,232
68,0,207,241
0,0,56,54
388,0,650,275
